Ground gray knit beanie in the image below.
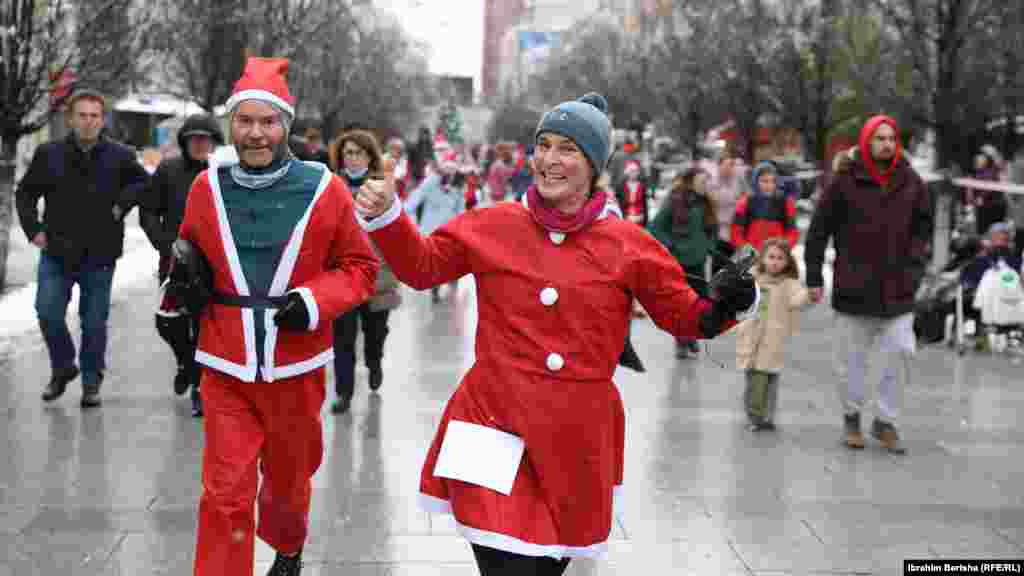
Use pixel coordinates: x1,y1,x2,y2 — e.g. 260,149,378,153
535,93,611,174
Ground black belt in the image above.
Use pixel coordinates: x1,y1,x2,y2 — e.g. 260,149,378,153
212,292,289,309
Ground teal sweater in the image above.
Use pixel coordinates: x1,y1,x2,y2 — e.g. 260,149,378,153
219,160,321,366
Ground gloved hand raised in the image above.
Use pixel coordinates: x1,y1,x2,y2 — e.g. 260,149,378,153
273,293,311,331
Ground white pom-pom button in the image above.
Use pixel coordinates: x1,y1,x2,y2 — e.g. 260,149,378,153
546,353,565,371
549,232,565,244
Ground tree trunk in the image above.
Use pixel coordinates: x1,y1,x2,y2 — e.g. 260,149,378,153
0,136,17,293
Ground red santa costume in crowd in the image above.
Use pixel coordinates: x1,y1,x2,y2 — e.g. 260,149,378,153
356,93,757,572
180,58,378,575
618,159,649,226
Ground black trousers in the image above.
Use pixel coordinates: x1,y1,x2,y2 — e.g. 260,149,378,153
471,545,571,576
333,303,391,400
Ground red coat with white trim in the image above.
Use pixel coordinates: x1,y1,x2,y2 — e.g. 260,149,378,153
361,196,722,557
179,165,378,383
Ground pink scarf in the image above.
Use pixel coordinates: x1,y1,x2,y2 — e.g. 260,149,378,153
526,184,609,233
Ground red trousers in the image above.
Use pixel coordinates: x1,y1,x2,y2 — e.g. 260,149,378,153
193,367,326,576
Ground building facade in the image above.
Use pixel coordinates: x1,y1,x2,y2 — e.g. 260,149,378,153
481,0,673,102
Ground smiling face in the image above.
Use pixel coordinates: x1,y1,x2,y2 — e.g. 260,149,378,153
231,100,286,169
532,132,593,213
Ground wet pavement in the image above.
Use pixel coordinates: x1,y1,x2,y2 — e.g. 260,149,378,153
1,274,1023,575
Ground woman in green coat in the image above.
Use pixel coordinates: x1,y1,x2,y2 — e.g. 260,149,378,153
649,166,718,358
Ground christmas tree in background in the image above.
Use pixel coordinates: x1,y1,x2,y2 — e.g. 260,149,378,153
438,102,464,146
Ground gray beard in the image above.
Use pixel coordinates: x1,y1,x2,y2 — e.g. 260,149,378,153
237,139,292,172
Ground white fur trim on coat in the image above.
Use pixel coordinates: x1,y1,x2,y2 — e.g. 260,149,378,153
224,89,295,117
356,194,403,232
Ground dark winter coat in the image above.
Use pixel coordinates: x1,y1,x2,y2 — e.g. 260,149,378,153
804,156,932,317
140,115,224,271
648,191,717,271
16,134,149,266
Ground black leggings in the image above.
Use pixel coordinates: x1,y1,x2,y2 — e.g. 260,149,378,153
471,544,571,576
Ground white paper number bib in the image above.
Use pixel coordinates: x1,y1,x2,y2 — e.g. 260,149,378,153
433,420,525,495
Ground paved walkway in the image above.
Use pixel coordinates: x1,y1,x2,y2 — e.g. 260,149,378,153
2,271,1023,575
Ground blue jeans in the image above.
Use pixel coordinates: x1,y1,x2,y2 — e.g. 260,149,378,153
35,253,116,386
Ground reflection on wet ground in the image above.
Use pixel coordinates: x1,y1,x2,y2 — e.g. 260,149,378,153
1,278,1021,575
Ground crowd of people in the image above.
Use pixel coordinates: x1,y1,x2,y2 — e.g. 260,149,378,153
15,51,1024,575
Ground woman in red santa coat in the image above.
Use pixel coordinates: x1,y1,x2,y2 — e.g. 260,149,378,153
354,93,758,575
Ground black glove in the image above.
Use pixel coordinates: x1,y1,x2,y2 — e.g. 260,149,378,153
699,245,758,338
166,239,213,315
709,243,758,316
715,273,757,316
273,293,311,331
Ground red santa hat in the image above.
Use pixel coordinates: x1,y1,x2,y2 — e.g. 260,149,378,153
624,159,641,175
224,57,296,119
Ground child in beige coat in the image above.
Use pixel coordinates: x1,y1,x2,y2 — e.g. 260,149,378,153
736,238,815,431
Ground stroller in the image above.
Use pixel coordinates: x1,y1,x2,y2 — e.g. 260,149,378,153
913,234,985,349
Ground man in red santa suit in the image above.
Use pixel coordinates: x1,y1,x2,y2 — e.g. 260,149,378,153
354,92,758,575
174,57,379,576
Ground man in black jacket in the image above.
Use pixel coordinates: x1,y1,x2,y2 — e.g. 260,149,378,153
16,89,149,408
141,114,223,417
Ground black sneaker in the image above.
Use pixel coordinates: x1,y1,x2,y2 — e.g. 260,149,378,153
173,365,190,396
42,366,80,402
80,373,103,409
369,366,383,392
331,397,351,415
266,552,302,576
675,341,692,359
191,386,203,418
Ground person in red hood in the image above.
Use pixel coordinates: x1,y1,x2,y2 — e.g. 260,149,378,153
803,115,932,455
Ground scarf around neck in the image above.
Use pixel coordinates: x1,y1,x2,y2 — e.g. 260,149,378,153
231,158,292,189
525,184,608,233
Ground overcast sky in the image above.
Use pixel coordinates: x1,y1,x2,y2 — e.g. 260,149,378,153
374,0,484,88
